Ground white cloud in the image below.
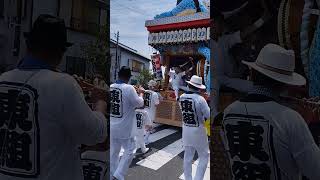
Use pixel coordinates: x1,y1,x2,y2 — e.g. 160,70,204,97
110,0,176,57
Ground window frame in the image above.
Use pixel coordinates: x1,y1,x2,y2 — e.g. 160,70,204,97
131,60,144,73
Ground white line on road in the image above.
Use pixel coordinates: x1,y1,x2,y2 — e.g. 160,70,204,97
148,128,177,143
136,139,184,170
120,128,178,156
179,157,210,180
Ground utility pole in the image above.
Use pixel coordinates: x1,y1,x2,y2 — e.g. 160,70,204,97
114,31,119,81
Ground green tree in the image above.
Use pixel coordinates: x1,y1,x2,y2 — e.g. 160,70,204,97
137,69,154,89
81,24,110,82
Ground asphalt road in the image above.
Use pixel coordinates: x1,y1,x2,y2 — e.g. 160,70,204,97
126,125,210,180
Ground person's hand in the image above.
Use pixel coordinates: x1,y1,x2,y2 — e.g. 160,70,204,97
95,100,107,115
137,86,145,94
81,138,108,153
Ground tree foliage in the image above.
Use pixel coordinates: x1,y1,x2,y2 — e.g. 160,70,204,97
137,69,154,89
81,25,110,82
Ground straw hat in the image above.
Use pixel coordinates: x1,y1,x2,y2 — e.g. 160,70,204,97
148,80,157,87
242,44,306,86
186,75,206,89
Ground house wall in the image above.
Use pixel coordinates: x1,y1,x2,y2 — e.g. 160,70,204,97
0,0,108,76
110,42,151,84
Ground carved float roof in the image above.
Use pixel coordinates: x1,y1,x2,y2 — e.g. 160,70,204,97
145,12,210,32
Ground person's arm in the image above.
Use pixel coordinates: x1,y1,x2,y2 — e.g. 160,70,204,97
61,76,107,146
286,110,320,179
219,76,254,93
81,101,108,152
129,85,144,108
240,1,272,40
81,139,108,153
240,15,271,40
180,71,186,76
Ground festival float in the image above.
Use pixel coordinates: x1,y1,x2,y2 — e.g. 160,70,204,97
211,0,320,179
145,0,211,127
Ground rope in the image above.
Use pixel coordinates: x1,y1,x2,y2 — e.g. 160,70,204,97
278,0,287,47
284,0,292,48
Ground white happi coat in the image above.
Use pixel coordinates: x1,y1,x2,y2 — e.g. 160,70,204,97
168,71,186,90
143,90,159,123
0,69,107,180
222,95,320,180
179,92,210,148
134,109,152,136
81,150,108,180
110,83,144,139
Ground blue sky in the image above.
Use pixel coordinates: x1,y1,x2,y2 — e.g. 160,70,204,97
110,0,176,58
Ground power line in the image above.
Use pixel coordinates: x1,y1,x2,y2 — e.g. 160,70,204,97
110,0,152,16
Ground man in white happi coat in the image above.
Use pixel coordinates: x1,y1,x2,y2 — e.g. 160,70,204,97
179,75,210,180
167,66,189,100
143,80,160,139
81,100,108,180
134,107,152,154
221,44,320,180
0,15,107,180
144,80,160,124
110,66,144,180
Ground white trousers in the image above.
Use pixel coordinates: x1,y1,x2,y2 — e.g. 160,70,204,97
110,138,135,180
173,87,179,100
184,146,209,180
144,131,150,144
136,133,147,152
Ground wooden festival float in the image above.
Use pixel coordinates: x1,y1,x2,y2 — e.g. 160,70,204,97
211,0,320,179
145,0,211,127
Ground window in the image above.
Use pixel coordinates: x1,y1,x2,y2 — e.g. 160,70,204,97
69,0,104,34
87,4,100,34
70,0,85,30
132,60,144,72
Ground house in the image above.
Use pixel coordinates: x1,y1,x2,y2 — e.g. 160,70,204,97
0,0,108,77
110,39,151,84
